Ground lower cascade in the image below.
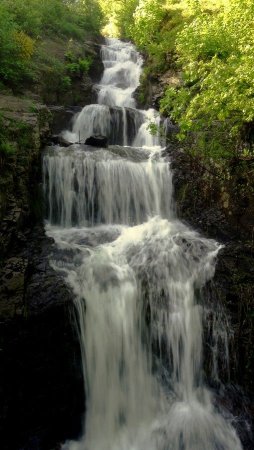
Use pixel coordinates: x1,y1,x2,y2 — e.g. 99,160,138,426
43,38,243,450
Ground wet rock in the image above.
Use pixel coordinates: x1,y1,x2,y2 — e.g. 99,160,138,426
212,385,254,450
0,96,51,261
167,145,254,395
0,94,84,449
48,106,81,135
37,38,104,106
0,226,84,450
85,135,108,148
85,40,105,82
164,118,179,137
51,134,72,147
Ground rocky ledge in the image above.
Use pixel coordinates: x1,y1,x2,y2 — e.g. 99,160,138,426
0,36,105,449
0,95,85,450
167,145,254,387
0,225,84,450
167,145,254,447
0,95,51,260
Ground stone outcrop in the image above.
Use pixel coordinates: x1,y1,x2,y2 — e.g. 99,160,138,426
0,225,84,450
35,38,104,107
167,145,254,394
51,134,73,147
0,95,51,261
0,37,106,450
48,106,82,135
166,144,254,448
0,95,85,450
135,66,181,110
85,135,108,148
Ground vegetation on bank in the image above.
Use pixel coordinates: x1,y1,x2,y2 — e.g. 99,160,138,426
102,0,254,160
0,0,103,92
0,0,104,159
1,0,253,161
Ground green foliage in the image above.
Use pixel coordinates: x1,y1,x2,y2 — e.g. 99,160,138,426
78,57,92,73
147,122,159,136
0,5,34,87
36,52,69,99
66,56,93,77
101,0,189,72
160,0,254,157
131,0,166,48
0,141,16,157
66,62,83,74
28,103,38,113
1,0,103,39
74,0,105,35
108,0,254,159
61,76,72,91
0,0,102,90
98,0,135,36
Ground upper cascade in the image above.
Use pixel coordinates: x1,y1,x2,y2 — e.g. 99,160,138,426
63,38,161,149
98,38,143,108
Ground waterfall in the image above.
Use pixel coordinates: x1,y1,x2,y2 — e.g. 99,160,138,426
43,149,172,227
43,38,243,450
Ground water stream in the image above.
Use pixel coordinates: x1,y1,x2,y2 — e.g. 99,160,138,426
43,38,243,450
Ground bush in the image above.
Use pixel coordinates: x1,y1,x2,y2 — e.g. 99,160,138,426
0,5,34,87
160,0,254,157
112,0,254,158
0,0,103,90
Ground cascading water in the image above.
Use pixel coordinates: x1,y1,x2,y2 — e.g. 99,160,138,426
43,38,243,450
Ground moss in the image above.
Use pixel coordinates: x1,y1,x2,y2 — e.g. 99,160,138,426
0,141,16,157
176,183,188,204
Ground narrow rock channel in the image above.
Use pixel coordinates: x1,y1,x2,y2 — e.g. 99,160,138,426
43,38,245,450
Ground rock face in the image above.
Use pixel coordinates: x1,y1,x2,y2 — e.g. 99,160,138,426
51,134,73,147
85,41,105,83
167,144,254,447
48,106,82,135
0,95,51,261
167,145,254,394
135,66,181,110
0,226,84,450
37,38,104,107
0,37,104,450
85,135,108,148
0,95,85,450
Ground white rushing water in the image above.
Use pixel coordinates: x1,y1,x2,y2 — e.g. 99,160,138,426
44,38,243,450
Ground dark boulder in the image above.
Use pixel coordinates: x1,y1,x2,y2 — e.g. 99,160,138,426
0,226,84,450
85,135,108,148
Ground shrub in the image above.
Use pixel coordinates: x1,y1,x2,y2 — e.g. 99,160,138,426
0,0,102,89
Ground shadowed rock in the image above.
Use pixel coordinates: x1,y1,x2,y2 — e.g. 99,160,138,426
51,135,72,147
85,135,108,148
